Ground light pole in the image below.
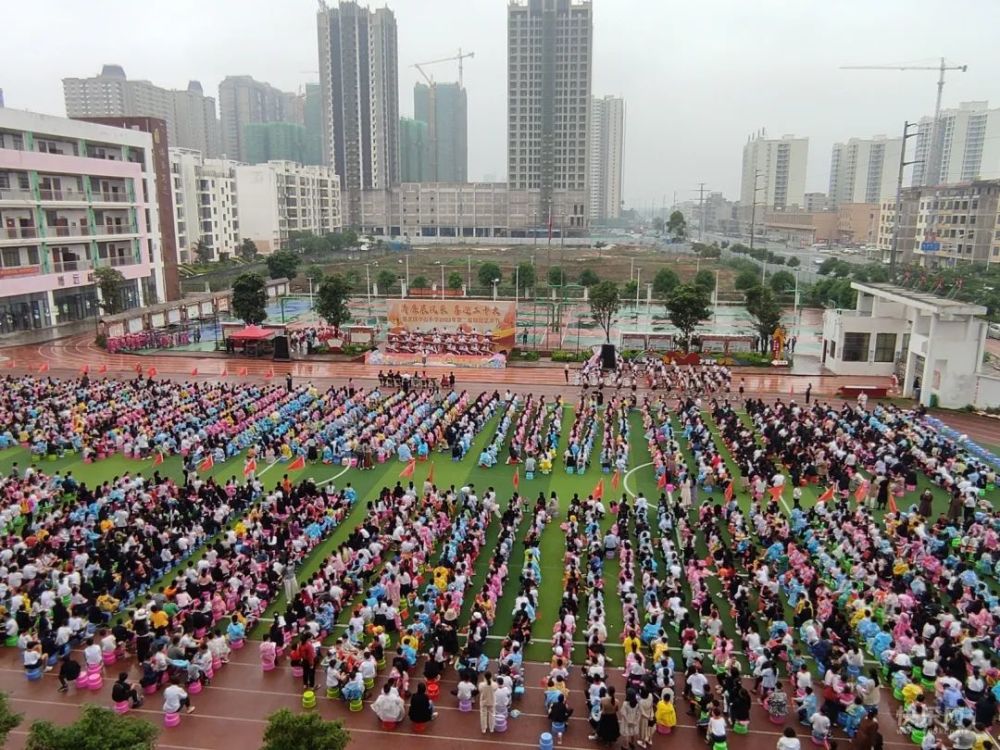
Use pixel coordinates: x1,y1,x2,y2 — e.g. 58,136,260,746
467,254,471,291
436,261,444,299
635,266,641,332
405,255,410,288
515,264,520,305
365,263,372,319
492,278,499,301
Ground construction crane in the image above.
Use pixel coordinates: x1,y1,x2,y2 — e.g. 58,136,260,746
841,58,968,183
412,48,475,88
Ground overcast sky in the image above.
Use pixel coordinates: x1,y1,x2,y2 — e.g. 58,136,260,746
5,0,999,209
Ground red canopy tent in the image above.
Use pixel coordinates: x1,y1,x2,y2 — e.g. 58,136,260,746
228,325,276,342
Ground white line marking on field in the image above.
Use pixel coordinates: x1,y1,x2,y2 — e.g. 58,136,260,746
622,461,652,499
318,464,351,487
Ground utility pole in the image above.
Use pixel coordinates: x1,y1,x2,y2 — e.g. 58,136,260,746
697,183,707,242
749,170,764,252
890,121,921,278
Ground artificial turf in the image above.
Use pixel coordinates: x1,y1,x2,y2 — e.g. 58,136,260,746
3,398,998,667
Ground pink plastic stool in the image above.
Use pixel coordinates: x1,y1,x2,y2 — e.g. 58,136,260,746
143,683,158,695
113,700,130,715
164,712,181,728
75,675,89,690
102,651,116,666
188,680,203,695
292,665,304,678
87,672,103,691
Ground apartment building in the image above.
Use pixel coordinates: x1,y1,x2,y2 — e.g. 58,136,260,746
218,75,300,163
0,109,167,334
587,95,625,224
740,133,808,216
828,135,902,207
234,161,341,253
912,101,1000,187
169,149,241,263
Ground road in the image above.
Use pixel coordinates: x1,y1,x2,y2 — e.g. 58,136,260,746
703,231,877,269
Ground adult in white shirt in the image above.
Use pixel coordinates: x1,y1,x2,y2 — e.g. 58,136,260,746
162,678,194,714
776,727,801,750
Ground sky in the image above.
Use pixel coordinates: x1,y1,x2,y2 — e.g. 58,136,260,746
5,0,999,210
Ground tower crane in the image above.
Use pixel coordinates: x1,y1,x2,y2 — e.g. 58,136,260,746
841,58,968,183
412,48,475,88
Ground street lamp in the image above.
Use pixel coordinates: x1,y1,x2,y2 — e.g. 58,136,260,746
492,278,499,301
364,263,372,320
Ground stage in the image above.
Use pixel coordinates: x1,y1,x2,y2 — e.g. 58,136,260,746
365,349,507,368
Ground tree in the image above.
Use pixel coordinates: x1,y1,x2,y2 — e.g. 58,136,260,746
265,249,300,280
666,210,687,239
622,279,638,298
693,269,716,294
25,704,157,750
314,274,352,332
238,238,258,261
192,240,213,265
652,267,680,298
768,270,796,294
666,284,711,351
744,284,783,350
547,266,565,286
478,262,502,288
231,273,268,325
447,271,463,290
516,262,536,293
376,269,397,292
652,217,665,234
94,267,127,315
786,256,801,268
734,269,760,291
0,693,22,747
579,269,600,287
260,708,350,750
410,275,430,289
305,265,325,284
588,280,620,343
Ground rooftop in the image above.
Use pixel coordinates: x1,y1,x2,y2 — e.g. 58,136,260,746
852,282,988,317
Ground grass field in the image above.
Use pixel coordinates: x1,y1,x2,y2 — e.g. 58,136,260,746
5,398,998,668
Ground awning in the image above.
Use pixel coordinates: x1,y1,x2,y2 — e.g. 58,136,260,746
229,325,276,341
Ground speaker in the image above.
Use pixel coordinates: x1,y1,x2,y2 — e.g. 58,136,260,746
600,343,617,370
272,335,290,361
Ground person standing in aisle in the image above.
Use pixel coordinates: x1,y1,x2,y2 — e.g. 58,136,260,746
478,671,497,733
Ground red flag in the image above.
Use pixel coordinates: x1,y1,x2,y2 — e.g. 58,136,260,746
135,363,143,374
512,468,520,489
426,463,434,484
238,366,248,377
288,455,306,472
98,363,108,374
887,495,898,514
724,481,734,502
399,458,416,479
79,365,88,375
220,365,228,377
147,366,157,378
657,473,667,489
264,367,275,380
768,485,784,500
37,362,49,374
817,486,835,503
198,455,214,473
611,470,621,490
190,367,198,377
243,457,257,477
592,478,604,500
152,451,164,467
853,481,868,503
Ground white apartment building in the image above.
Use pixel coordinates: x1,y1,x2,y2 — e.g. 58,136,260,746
912,102,1000,187
0,109,166,334
587,95,625,224
63,65,221,157
169,149,241,264
828,135,902,207
218,76,300,163
234,161,341,253
358,183,588,238
740,133,808,214
508,0,593,229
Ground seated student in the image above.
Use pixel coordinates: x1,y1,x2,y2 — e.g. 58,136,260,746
111,672,144,708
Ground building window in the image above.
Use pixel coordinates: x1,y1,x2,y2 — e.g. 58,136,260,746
873,333,896,363
841,332,870,362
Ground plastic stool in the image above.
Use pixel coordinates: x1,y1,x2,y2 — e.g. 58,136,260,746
113,700,130,715
550,722,566,740
164,712,181,728
326,687,341,699
87,671,103,690
458,698,472,712
412,722,427,733
302,690,317,709
364,676,375,691
349,697,363,712
143,682,158,695
382,720,399,730
494,712,508,733
734,721,751,732
102,651,116,666
292,665,304,678
87,663,102,675
656,724,672,735
76,674,90,690
188,680,203,695
26,666,43,681
262,658,276,672
526,471,534,480
425,679,439,699
540,732,553,750
910,730,926,745
230,639,244,650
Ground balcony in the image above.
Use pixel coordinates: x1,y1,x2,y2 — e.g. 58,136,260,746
47,224,90,238
51,259,92,273
0,188,34,202
95,255,136,269
39,188,87,202
3,226,38,240
91,190,130,203
93,223,138,237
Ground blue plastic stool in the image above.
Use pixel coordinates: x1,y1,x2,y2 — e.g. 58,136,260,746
540,732,554,750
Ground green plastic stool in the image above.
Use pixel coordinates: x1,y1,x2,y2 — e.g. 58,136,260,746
349,697,363,712
326,687,341,699
732,722,749,735
302,690,316,709
910,729,926,745
363,676,375,691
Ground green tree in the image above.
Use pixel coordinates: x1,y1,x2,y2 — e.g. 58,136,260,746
410,275,430,289
478,262,502,288
314,274,352,332
344,270,361,289
666,284,711,350
652,217,665,234
305,265,325,284
516,262,536,293
265,249,301,280
0,693,22,747
191,240,213,265
652,267,680,297
376,269,397,292
238,238,258,261
579,269,600,287
94,266,127,315
745,284,783,347
693,269,716,294
447,271,463,290
786,256,801,267
25,704,157,750
231,272,268,325
622,279,638,298
547,266,565,286
666,210,687,239
734,269,760,291
260,708,350,750
588,280,620,343
768,270,796,293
